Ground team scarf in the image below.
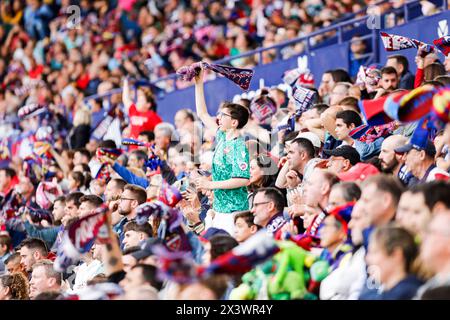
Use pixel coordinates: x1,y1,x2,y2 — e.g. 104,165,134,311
355,65,381,93
36,181,63,210
152,245,198,284
327,202,354,236
250,95,277,123
292,83,316,114
159,179,183,207
18,206,53,224
176,61,253,91
135,201,191,252
54,205,110,272
349,122,397,144
96,147,123,161
380,32,428,51
121,138,152,148
431,86,450,123
433,36,450,56
17,103,47,120
197,230,280,276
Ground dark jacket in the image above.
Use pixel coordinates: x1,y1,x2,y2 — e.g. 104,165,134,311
69,124,91,149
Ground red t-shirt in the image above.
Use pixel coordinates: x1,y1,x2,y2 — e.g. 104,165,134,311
128,103,162,138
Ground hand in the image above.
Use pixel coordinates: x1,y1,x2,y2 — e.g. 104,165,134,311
286,170,301,188
183,206,201,225
415,53,425,69
185,188,201,209
195,177,212,190
193,66,204,85
280,220,298,236
41,220,51,228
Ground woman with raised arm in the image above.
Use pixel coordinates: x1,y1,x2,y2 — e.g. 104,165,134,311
193,67,251,234
122,78,162,139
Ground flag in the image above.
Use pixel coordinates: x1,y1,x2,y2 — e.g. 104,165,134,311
250,95,277,122
380,32,422,51
158,180,182,207
198,230,280,276
292,83,316,115
103,117,122,148
36,181,63,210
358,95,391,126
54,205,110,272
177,62,253,91
433,36,450,56
135,201,191,252
17,103,47,120
396,86,437,123
152,245,198,284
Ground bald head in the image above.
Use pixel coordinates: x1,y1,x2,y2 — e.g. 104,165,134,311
378,135,407,173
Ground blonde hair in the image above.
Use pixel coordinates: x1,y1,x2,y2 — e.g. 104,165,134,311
73,107,91,127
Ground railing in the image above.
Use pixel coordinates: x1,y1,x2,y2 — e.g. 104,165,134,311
84,0,447,103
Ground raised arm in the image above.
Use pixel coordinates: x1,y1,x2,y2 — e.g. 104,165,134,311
194,68,218,130
122,78,133,113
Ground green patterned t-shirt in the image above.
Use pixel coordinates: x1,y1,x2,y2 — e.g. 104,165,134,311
212,130,250,213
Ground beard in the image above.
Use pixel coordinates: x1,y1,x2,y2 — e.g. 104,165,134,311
118,207,131,216
381,157,399,173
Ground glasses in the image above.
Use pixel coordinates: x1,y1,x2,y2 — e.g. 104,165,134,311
120,197,137,202
253,201,270,207
217,111,232,119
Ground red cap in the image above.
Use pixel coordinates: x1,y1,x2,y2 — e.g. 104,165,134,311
338,163,380,182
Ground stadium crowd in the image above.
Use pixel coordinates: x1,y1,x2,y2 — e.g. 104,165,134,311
1,0,450,301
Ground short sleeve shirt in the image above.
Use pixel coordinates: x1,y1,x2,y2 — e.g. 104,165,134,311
212,130,250,213
128,103,162,138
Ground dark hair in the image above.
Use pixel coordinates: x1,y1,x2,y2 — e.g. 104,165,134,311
311,103,329,115
131,149,148,164
132,264,163,290
248,154,277,191
336,110,363,128
434,75,450,86
420,181,450,211
98,140,117,149
0,273,29,300
330,69,352,83
388,55,409,75
70,171,85,189
363,174,404,207
0,167,16,178
255,187,286,213
371,225,418,273
0,234,12,250
4,252,20,265
110,178,127,191
124,184,147,204
209,235,238,261
290,137,315,159
334,182,362,201
79,194,104,207
178,108,196,122
234,210,258,228
422,80,445,87
338,96,359,111
123,246,141,255
381,66,398,77
20,238,48,257
54,195,66,204
138,130,155,141
74,148,91,160
424,62,446,82
222,102,249,129
124,221,153,237
282,130,300,145
65,192,84,207
34,291,61,300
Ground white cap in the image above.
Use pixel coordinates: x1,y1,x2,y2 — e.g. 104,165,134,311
296,131,322,149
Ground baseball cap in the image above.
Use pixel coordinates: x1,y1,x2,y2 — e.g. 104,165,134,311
338,163,380,182
131,238,163,261
297,131,321,149
323,145,361,166
198,228,230,243
394,139,436,158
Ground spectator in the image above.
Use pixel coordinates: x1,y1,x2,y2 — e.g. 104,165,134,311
69,107,91,149
29,260,62,299
19,238,48,274
386,55,415,89
251,187,286,237
233,211,260,243
380,66,399,91
77,195,104,218
122,221,153,250
0,273,29,300
324,145,361,175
